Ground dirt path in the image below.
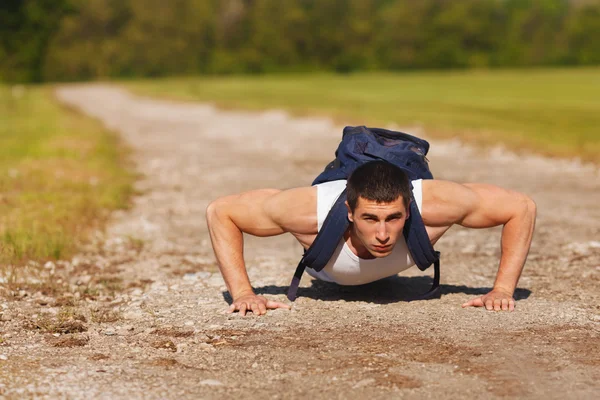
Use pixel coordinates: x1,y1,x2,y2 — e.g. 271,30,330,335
1,84,599,399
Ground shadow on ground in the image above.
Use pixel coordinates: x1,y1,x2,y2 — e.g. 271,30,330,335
222,275,531,304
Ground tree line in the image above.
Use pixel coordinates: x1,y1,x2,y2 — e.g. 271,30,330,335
2,0,600,83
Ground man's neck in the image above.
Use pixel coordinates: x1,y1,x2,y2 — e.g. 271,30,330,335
344,226,375,259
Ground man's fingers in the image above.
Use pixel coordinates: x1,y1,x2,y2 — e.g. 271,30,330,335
462,293,516,312
485,299,494,311
462,297,484,308
228,299,289,316
258,303,267,315
493,299,501,311
266,300,291,310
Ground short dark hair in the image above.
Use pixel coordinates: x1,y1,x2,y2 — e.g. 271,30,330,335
346,161,411,212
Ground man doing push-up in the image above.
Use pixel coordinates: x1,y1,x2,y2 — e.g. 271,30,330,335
206,160,536,316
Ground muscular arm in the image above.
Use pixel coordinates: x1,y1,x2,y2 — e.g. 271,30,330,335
422,180,537,309
206,187,317,312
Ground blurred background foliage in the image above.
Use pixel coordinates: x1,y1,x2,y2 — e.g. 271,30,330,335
1,0,599,270
2,0,600,83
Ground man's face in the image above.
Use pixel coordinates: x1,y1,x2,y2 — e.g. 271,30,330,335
347,196,409,258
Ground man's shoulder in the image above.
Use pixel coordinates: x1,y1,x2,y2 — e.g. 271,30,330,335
421,179,463,195
265,186,319,234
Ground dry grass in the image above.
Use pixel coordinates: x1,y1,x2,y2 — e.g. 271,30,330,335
147,358,180,367
150,339,177,352
88,353,110,361
90,307,123,324
0,84,135,297
153,327,194,338
29,317,88,335
48,334,89,347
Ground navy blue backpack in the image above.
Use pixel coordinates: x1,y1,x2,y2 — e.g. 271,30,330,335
287,126,441,301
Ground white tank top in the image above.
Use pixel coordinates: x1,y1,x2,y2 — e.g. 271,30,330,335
305,179,423,285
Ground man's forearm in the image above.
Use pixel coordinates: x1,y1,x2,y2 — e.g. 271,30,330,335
206,202,254,299
493,195,537,295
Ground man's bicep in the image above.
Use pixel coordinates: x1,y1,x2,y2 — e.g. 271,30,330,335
460,183,524,228
215,189,286,237
222,186,317,237
422,180,516,229
263,186,318,235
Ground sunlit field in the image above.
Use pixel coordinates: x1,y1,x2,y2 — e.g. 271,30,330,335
127,68,600,162
0,85,134,272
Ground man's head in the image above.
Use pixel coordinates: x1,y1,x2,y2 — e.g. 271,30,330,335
346,161,411,258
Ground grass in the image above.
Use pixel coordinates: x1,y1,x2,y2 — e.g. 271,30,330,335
125,68,600,163
0,84,135,278
90,306,122,323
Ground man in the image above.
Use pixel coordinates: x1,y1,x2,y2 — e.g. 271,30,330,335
206,161,536,316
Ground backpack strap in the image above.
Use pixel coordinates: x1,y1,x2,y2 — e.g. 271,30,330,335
410,255,440,300
404,199,439,270
403,190,441,299
287,189,349,301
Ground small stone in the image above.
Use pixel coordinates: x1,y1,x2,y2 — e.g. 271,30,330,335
104,330,116,336
199,379,223,386
123,311,144,320
76,275,92,286
184,320,194,326
353,378,375,389
252,362,258,368
199,343,215,352
197,333,211,342
36,297,54,306
118,326,135,334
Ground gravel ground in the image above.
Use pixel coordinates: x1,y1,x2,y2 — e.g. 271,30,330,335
1,84,599,399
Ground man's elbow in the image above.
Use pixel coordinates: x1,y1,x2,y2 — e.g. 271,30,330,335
206,197,227,228
520,193,537,221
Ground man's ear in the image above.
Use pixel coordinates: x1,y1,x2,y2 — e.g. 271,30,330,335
405,200,411,220
345,200,354,223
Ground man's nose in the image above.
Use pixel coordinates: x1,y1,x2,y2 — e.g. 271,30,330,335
376,222,389,242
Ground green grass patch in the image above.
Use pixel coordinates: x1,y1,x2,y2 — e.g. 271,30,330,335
125,68,600,162
0,85,135,270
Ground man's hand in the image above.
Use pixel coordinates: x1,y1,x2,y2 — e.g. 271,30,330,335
228,293,291,316
462,288,516,311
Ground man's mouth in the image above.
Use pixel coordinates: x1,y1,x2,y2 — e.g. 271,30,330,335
373,244,391,251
